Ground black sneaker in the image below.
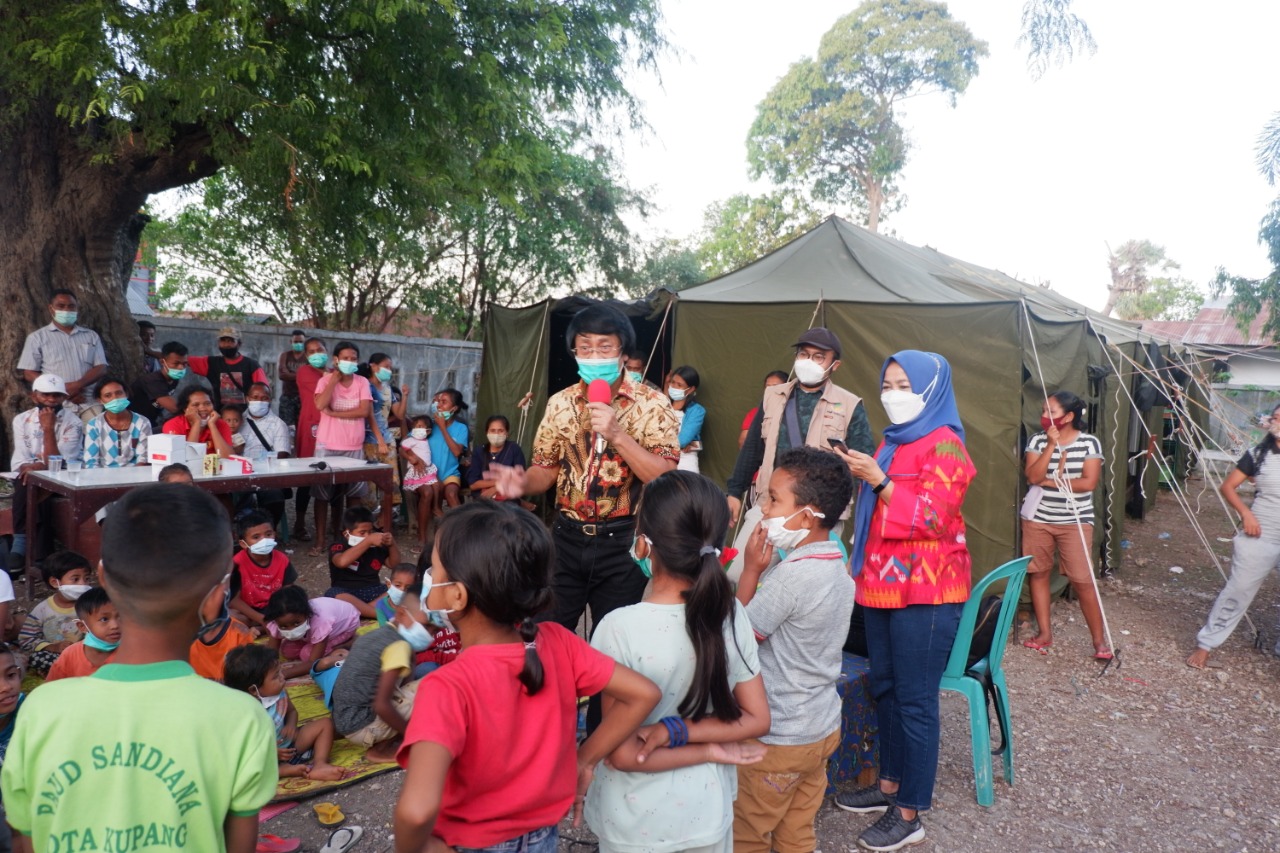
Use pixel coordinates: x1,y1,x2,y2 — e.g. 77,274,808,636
856,807,924,851
834,784,895,814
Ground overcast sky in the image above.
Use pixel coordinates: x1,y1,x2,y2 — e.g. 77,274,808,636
619,0,1279,311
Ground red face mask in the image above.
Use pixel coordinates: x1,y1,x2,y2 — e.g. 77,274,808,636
1040,414,1073,430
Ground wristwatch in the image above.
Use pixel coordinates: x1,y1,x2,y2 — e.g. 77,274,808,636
873,476,891,494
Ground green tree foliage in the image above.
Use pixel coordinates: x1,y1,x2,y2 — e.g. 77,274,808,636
1016,0,1097,79
1113,276,1205,322
154,137,645,338
621,238,705,295
695,192,822,278
0,0,663,430
1216,200,1280,339
746,0,987,232
1102,239,1178,318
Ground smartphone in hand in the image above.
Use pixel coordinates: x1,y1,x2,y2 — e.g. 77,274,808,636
827,437,849,454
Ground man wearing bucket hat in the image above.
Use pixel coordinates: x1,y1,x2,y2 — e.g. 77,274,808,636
186,326,270,411
7,375,84,570
724,327,874,581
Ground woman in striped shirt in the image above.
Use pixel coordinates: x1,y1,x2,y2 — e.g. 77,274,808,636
1022,390,1111,659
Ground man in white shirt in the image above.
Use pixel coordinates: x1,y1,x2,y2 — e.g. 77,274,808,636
17,290,108,413
238,382,294,535
8,374,84,570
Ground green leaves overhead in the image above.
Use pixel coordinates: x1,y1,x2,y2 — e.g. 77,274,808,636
746,0,986,232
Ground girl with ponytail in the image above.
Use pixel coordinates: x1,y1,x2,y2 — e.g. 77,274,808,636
394,501,661,853
583,470,772,853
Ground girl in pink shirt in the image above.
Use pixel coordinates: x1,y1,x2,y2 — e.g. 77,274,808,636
263,586,359,679
393,502,661,853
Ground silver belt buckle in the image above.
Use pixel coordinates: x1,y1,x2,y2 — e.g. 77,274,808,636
580,523,598,536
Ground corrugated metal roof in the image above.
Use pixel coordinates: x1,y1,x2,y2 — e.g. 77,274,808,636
1143,307,1273,347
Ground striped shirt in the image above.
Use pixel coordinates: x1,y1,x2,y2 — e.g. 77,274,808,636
1026,432,1103,524
17,323,108,396
83,411,152,468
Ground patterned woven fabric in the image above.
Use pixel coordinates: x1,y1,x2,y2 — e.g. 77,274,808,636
83,411,151,468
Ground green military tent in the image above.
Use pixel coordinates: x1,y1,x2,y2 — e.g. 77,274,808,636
480,216,1195,577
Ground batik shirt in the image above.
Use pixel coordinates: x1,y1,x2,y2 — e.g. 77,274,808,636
532,377,679,520
855,426,976,609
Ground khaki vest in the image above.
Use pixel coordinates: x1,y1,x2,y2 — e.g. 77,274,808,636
757,379,862,512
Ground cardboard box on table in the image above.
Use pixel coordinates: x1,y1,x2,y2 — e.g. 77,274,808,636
146,435,209,478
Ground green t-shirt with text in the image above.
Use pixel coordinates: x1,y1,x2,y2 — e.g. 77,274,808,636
0,660,277,852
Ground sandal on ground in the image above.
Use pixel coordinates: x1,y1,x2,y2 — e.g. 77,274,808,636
256,834,301,853
312,801,345,828
1093,648,1114,661
319,826,363,853
1022,637,1052,652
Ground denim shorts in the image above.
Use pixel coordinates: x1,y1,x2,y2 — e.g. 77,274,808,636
455,825,557,853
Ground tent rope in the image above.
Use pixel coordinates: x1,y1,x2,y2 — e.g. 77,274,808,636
642,297,675,377
1086,321,1260,643
1021,302,1118,669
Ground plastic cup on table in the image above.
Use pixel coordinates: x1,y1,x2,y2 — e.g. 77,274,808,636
66,460,82,478
46,455,64,473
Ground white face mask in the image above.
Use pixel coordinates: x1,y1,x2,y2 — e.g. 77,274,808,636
761,508,823,552
487,432,507,447
667,386,686,401
881,390,926,424
347,534,365,548
387,585,406,605
247,538,277,556
253,688,283,711
57,584,93,601
247,401,270,418
410,428,428,441
793,357,827,387
278,621,310,641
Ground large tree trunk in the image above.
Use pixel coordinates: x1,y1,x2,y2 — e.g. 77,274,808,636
0,100,219,464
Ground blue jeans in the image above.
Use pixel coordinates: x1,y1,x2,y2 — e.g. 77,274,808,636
455,825,557,853
863,602,963,811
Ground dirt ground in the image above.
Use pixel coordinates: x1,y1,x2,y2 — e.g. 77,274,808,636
255,475,1280,852
22,475,1279,852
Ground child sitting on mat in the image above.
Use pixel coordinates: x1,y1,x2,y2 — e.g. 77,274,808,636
45,587,120,681
330,580,434,763
374,564,420,627
327,506,401,619
224,644,345,782
264,586,358,679
18,551,92,677
230,509,299,630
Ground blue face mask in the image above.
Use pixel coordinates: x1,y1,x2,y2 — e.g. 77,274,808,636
167,367,187,381
103,398,130,415
396,619,435,652
629,534,653,579
577,357,621,385
83,631,119,653
387,585,406,605
307,353,329,369
292,342,304,352
627,370,644,385
337,360,359,376
54,310,78,327
376,367,392,382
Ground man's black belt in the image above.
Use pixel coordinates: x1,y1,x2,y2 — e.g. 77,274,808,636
557,514,636,537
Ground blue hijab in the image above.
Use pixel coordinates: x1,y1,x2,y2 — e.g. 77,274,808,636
850,350,965,576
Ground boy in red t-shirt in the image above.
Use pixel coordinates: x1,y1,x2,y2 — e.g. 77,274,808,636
229,510,298,629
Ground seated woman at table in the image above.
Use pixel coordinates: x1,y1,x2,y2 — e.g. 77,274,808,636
162,387,235,458
83,376,151,468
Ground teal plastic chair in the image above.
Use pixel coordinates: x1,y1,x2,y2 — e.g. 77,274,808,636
940,556,1031,807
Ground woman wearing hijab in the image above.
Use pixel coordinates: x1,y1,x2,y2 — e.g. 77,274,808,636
832,350,975,853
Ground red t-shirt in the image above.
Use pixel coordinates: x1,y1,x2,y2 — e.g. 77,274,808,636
162,415,235,456
397,623,615,847
742,406,758,431
416,629,460,667
233,549,293,611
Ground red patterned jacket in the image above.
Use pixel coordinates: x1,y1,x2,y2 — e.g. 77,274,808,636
855,426,975,609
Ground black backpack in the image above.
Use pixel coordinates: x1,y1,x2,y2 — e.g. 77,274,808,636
966,595,1002,669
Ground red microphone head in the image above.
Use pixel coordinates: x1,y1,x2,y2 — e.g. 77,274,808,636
587,379,612,406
